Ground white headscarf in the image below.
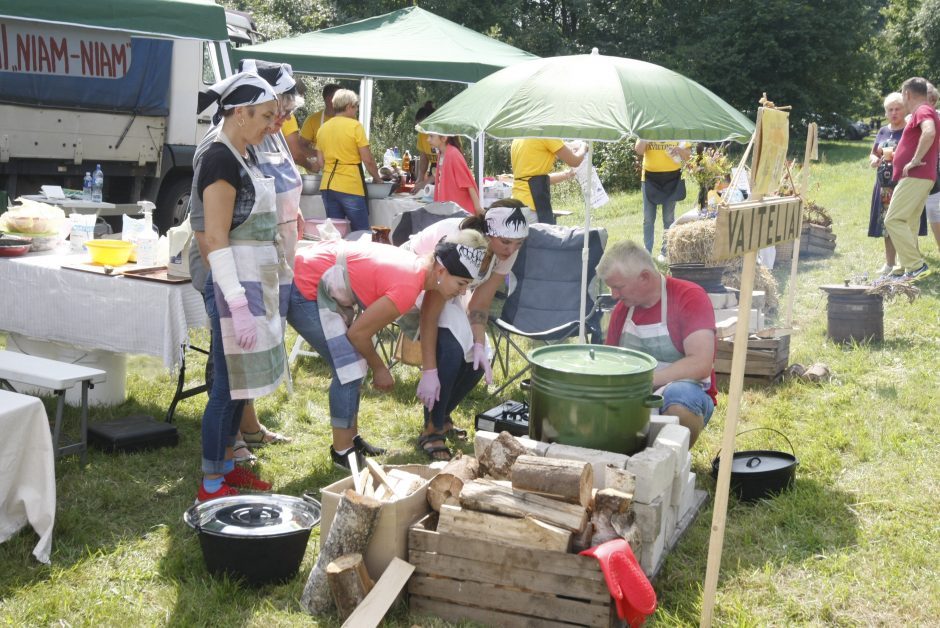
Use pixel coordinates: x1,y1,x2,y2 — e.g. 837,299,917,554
197,71,277,122
485,206,529,239
238,59,296,95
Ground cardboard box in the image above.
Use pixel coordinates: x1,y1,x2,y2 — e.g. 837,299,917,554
320,464,437,579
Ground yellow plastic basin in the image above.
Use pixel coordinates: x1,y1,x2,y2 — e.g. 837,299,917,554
85,239,134,266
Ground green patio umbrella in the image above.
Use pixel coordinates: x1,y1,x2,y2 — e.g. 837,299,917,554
418,49,755,340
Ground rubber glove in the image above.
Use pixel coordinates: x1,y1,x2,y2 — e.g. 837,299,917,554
227,295,257,351
417,368,440,411
472,342,493,385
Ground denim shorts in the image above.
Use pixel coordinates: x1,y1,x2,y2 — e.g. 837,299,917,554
286,283,362,428
661,380,715,424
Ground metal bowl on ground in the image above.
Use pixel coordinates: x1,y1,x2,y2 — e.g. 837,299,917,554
301,173,322,195
184,493,320,586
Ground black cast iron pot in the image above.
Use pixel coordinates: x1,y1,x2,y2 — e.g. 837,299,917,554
184,494,321,586
711,428,798,502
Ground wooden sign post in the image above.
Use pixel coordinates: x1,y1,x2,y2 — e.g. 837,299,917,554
699,195,802,627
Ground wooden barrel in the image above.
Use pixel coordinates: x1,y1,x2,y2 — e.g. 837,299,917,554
826,293,884,343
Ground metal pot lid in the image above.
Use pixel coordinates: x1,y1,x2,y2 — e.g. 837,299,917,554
717,449,797,474
528,344,657,376
184,494,320,538
819,283,874,295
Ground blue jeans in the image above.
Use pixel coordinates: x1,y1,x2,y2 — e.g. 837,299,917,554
424,328,484,432
661,380,715,424
322,189,370,232
641,183,676,254
201,277,246,474
286,283,362,428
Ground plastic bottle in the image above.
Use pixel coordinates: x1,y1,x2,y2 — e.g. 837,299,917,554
82,172,93,202
402,150,411,172
135,205,158,266
383,147,395,168
91,164,104,203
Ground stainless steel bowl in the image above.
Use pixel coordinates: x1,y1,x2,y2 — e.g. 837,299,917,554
301,173,322,195
366,181,394,199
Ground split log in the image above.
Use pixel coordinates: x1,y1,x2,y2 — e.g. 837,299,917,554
437,504,572,552
302,490,382,616
364,459,397,496
571,521,595,554
386,469,425,497
427,453,480,512
327,553,375,621
458,478,588,532
591,489,635,546
478,431,527,480
510,455,593,508
604,466,636,497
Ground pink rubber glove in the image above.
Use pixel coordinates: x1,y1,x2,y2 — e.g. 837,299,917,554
227,295,257,351
417,368,440,411
473,342,493,385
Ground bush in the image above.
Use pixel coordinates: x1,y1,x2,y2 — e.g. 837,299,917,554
595,138,641,192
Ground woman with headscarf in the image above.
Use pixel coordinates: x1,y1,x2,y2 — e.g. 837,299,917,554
315,89,382,233
289,236,484,469
403,202,529,460
190,72,290,502
426,132,482,215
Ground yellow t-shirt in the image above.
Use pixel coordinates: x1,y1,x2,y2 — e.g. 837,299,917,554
641,141,683,181
280,114,299,136
416,133,438,166
300,109,326,144
317,116,369,196
510,138,565,207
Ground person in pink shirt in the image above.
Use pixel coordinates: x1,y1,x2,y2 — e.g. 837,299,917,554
289,237,483,470
427,133,482,215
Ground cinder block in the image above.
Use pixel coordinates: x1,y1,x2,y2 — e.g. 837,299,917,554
605,465,636,495
680,472,697,520
473,430,499,458
516,435,551,457
627,446,676,503
546,442,629,490
671,456,692,505
751,290,765,311
663,502,677,541
653,424,690,473
632,495,664,544
647,415,679,445
707,292,730,309
639,526,665,576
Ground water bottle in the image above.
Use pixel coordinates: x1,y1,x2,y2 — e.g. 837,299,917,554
91,164,104,203
82,172,93,202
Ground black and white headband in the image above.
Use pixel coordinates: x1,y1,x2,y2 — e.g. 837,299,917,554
197,72,277,120
238,59,296,95
485,206,529,239
435,241,485,280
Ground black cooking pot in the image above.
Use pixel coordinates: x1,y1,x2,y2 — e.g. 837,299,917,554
184,494,321,586
711,428,798,502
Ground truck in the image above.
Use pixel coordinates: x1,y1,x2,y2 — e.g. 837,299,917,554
0,0,255,232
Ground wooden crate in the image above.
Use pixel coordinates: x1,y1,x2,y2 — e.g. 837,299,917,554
408,514,624,628
714,330,790,379
800,223,836,257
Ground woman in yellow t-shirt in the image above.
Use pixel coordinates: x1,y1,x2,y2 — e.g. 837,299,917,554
635,140,691,256
315,89,382,232
510,138,586,224
414,100,437,190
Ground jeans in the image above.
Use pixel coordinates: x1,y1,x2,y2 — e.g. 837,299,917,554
286,283,362,428
641,183,676,254
661,380,715,424
322,189,370,233
424,328,484,431
201,276,246,474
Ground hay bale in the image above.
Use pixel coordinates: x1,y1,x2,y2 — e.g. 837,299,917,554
665,219,718,265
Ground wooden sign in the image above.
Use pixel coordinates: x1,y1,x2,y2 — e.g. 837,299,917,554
712,196,802,261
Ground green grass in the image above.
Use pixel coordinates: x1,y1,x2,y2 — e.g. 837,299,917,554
3,139,940,626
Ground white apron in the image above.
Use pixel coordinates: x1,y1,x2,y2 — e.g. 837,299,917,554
214,130,292,399
255,131,303,269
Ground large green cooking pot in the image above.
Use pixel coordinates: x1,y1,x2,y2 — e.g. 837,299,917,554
528,345,662,455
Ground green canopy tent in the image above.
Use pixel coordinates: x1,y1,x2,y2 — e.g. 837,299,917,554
0,0,228,41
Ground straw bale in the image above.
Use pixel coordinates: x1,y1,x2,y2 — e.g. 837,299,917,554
665,219,718,265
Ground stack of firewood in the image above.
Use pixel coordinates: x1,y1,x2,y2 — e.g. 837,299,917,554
346,454,425,502
427,432,638,553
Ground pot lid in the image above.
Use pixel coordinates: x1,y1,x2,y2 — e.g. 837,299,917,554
528,344,657,376
184,494,320,538
723,450,797,474
819,283,873,295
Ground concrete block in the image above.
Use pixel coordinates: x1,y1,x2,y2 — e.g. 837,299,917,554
707,292,730,309
639,526,665,576
751,290,765,311
632,495,664,544
473,430,499,458
546,442,629,490
627,446,676,504
653,424,690,473
647,414,679,445
663,503,677,541
671,456,692,505
605,465,636,495
516,435,551,457
680,472,698,520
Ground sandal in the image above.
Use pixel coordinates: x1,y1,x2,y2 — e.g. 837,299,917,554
418,432,452,462
242,426,292,448
233,440,257,465
443,425,468,442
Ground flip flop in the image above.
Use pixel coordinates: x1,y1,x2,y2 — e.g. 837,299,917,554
418,433,452,461
242,426,292,448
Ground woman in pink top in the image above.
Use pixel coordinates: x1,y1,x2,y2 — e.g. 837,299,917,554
289,237,483,470
428,133,482,215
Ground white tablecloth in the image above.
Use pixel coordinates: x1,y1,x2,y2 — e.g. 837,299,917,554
0,389,55,563
0,251,207,369
299,194,423,228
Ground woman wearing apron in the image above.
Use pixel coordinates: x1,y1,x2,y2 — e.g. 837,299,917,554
404,204,529,460
192,73,292,502
597,241,717,446
315,89,382,233
511,138,587,224
289,237,484,471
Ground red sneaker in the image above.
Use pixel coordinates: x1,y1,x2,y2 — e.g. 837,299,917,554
224,466,272,491
196,482,239,504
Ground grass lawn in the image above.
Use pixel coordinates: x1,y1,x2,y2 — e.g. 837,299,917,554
2,139,940,626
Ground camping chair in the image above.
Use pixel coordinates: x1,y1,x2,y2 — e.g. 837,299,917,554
390,201,470,246
489,223,608,396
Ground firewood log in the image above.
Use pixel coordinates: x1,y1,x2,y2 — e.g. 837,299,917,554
302,490,382,615
326,553,374,621
591,488,635,546
458,478,588,532
510,455,593,507
426,453,480,512
478,431,527,480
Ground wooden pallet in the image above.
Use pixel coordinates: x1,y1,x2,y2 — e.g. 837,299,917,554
714,330,790,378
800,223,836,257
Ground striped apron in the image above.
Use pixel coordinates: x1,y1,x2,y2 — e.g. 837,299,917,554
256,131,303,269
619,275,710,403
316,246,369,384
214,130,292,399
